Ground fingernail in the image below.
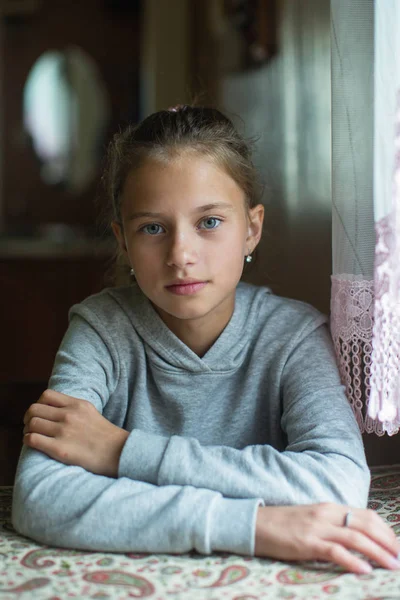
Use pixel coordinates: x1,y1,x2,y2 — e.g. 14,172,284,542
359,563,372,574
389,557,400,569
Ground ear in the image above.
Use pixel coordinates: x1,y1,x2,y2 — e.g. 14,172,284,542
111,221,128,256
246,204,264,253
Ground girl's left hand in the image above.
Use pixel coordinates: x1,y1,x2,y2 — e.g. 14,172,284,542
22,389,129,478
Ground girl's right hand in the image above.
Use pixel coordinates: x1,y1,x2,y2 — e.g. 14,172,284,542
254,503,400,574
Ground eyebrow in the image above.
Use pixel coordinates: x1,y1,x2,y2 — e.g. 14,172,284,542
126,203,234,221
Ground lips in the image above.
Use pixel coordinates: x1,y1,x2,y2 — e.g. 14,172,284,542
165,280,208,296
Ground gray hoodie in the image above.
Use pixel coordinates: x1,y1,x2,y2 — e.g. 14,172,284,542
12,282,370,555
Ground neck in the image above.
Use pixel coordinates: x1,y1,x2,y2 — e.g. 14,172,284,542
154,299,235,357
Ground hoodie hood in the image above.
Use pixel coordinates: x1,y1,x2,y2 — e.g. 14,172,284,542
109,282,272,375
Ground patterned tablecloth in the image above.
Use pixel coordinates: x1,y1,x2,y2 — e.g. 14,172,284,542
1,466,400,599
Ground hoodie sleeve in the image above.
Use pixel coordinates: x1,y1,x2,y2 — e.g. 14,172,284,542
118,324,371,508
12,445,263,555
45,308,120,410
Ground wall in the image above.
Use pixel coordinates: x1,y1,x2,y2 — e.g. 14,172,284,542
141,0,191,115
220,0,331,315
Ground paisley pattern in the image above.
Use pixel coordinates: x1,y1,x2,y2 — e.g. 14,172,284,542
209,566,249,588
277,568,339,585
370,472,400,490
83,570,155,596
0,577,49,594
21,548,90,569
0,467,400,599
189,565,249,589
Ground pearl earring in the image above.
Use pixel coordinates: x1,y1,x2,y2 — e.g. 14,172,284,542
130,268,135,276
245,254,253,263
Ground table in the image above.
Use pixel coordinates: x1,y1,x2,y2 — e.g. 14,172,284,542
1,465,400,599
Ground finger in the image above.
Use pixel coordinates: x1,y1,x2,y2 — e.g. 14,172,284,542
332,526,400,571
346,509,400,557
315,539,373,574
38,389,72,408
23,432,71,465
24,417,59,439
23,403,63,425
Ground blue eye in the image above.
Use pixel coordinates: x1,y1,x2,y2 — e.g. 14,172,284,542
141,223,164,235
199,217,222,230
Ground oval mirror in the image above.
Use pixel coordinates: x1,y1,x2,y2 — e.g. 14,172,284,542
23,46,110,193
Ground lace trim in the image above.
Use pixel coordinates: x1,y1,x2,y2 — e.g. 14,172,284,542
330,275,379,433
331,265,400,435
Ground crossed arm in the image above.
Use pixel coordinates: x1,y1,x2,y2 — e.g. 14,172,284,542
22,312,370,506
23,387,367,507
22,389,129,479
19,388,400,574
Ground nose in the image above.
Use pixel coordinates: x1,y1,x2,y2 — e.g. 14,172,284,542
166,228,198,269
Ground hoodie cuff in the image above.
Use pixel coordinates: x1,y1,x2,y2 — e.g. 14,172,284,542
118,429,170,484
208,496,264,555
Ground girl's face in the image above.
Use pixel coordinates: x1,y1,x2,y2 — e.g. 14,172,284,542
112,153,264,336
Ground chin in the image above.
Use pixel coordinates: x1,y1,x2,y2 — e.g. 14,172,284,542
161,304,209,322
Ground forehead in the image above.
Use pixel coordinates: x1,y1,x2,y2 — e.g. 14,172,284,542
121,154,246,211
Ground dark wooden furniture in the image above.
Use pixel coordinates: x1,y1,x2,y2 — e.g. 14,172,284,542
0,251,110,484
2,0,141,230
0,0,140,484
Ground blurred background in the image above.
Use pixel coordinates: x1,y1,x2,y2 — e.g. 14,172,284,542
0,0,335,482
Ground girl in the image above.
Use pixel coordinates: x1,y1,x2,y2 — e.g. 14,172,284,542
13,106,400,574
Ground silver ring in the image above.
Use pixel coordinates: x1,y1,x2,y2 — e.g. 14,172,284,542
344,510,352,527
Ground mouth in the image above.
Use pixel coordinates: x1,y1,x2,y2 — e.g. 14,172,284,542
165,280,208,296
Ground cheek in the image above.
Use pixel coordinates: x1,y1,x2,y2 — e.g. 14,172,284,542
222,226,247,253
127,238,157,264
208,231,246,269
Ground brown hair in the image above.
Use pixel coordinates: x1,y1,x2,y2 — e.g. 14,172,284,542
101,105,263,284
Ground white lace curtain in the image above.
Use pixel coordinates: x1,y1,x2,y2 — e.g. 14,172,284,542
330,0,400,435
